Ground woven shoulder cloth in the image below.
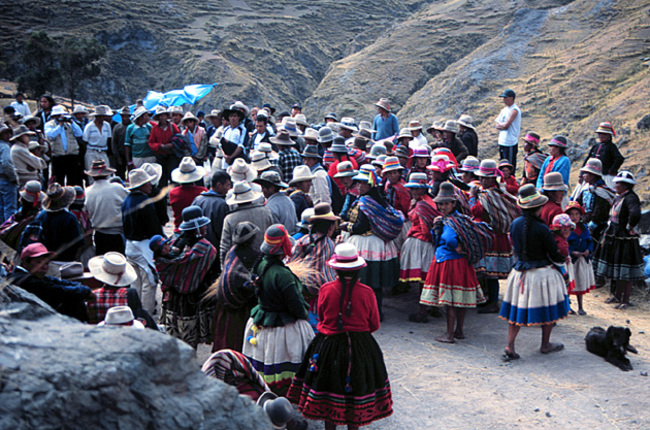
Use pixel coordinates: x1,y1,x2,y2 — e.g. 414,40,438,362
414,198,440,232
157,239,217,294
213,247,255,309
478,187,521,234
593,184,615,205
524,151,548,171
359,195,405,242
443,212,494,265
202,349,270,400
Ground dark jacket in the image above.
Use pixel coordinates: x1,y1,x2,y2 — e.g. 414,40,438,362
583,141,624,176
459,129,478,157
511,212,565,270
122,191,164,241
34,210,83,262
442,135,468,163
608,190,641,236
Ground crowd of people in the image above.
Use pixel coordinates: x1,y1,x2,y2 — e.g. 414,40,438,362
0,88,643,429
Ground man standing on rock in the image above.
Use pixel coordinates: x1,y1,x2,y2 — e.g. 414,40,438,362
495,89,522,170
372,98,399,141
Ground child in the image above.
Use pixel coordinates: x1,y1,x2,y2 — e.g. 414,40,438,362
149,234,180,259
498,159,520,196
565,202,595,315
551,213,575,301
288,243,393,429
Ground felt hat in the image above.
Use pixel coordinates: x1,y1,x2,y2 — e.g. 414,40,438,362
256,391,294,430
404,172,430,189
366,143,387,160
257,142,279,160
88,252,137,287
98,305,145,329
141,162,163,187
42,183,75,211
205,109,221,119
548,135,568,148
375,98,392,113
132,106,149,121
564,201,585,215
169,106,184,117
85,159,116,177
441,120,459,134
233,221,260,245
126,168,155,190
457,114,476,130
408,120,423,131
118,106,131,116
458,156,480,173
353,128,374,141
179,205,211,231
523,131,541,146
327,243,367,271
357,120,376,133
475,159,499,178
426,119,445,135
152,106,170,120
72,105,89,115
22,115,41,127
324,112,338,122
20,180,45,205
172,156,206,184
289,165,316,185
181,111,199,124
517,184,548,209
397,128,413,140
251,151,273,171
427,154,453,173
382,156,403,173
50,105,67,117
580,158,603,177
595,121,616,137
253,170,288,189
339,117,357,132
227,158,257,183
260,224,295,256
294,113,309,127
59,261,93,281
262,103,276,115
411,147,430,158
613,170,636,185
300,144,322,159
433,182,457,203
28,140,47,152
498,159,514,171
303,127,319,141
500,89,516,98
224,101,249,118
280,118,302,137
372,155,387,167
353,136,369,151
296,208,315,229
310,202,340,222
9,125,35,142
20,242,54,260
551,213,575,230
93,105,113,117
333,161,358,178
542,172,568,191
329,136,348,154
226,180,263,205
394,144,409,158
317,126,335,144
270,130,295,146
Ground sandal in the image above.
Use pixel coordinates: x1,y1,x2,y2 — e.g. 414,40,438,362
604,297,620,304
578,309,587,316
502,350,520,362
541,342,564,354
568,309,576,315
615,303,630,310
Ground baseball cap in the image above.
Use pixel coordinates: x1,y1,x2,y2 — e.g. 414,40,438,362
21,243,54,260
500,89,516,98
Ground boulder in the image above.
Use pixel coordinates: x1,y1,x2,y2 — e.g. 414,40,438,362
0,284,271,430
637,114,650,130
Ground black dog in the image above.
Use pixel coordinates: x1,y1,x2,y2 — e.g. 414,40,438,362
585,326,638,371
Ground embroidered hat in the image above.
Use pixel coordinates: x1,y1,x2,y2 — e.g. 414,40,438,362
433,182,457,203
21,242,54,260
327,243,367,271
547,135,568,148
42,183,75,211
226,180,263,205
98,305,145,329
564,201,585,215
458,156,480,173
260,224,294,256
234,221,260,245
375,97,392,113
253,170,289,189
517,184,548,209
613,170,636,185
457,114,476,130
352,164,381,186
333,161,358,178
172,156,206,184
542,172,568,191
580,158,603,177
411,147,430,158
85,159,116,177
382,156,403,173
595,121,616,137
296,208,315,229
404,172,430,189
179,205,211,231
427,154,453,173
88,252,137,287
227,158,257,183
310,202,340,222
551,213,575,230
20,180,45,205
126,168,155,190
289,165,316,185
432,147,458,168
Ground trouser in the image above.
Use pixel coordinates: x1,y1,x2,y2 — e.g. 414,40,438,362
133,156,157,169
128,260,158,316
155,154,181,188
0,177,17,223
52,154,83,186
499,145,518,171
94,231,125,255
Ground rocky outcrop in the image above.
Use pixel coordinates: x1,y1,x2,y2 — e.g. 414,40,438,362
0,284,270,430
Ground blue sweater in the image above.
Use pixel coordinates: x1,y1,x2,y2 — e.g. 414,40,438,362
372,113,399,140
567,223,593,262
536,155,571,189
435,224,463,263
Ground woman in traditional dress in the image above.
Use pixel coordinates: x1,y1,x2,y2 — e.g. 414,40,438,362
499,184,570,360
341,165,402,320
158,206,217,348
242,224,314,396
536,135,571,191
287,203,339,331
592,171,645,309
288,243,393,429
208,221,260,353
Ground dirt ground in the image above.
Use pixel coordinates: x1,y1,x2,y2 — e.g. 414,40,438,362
196,284,650,429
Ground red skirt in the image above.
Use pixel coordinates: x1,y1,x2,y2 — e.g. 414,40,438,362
420,256,485,307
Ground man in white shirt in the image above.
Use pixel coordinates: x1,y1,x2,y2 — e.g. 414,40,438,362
10,92,32,118
495,88,522,170
82,105,113,174
408,120,429,149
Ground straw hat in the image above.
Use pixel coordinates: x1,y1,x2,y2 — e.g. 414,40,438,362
517,184,548,209
408,120,423,131
179,205,211,231
270,130,295,146
580,158,603,177
375,98,391,113
152,106,170,120
126,168,155,190
227,158,257,182
9,125,35,142
226,180,263,205
98,306,145,329
172,157,206,184
294,113,309,127
475,159,499,178
404,172,430,189
20,180,45,205
382,156,403,173
327,243,367,271
551,213,575,230
233,221,260,245
613,170,636,185
542,172,568,191
88,252,137,287
85,159,116,177
141,163,163,186
333,161,358,178
289,165,316,185
433,182,457,203
279,118,302,136
93,105,113,117
457,114,476,130
296,208,315,229
42,183,75,211
595,121,616,137
458,156,480,173
303,127,319,141
317,127,335,144
253,170,288,189
132,106,149,121
251,151,273,171
257,142,279,160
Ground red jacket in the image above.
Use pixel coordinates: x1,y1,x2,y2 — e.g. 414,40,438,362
503,176,519,196
539,199,563,228
385,179,411,217
169,185,208,229
317,279,380,336
149,122,180,154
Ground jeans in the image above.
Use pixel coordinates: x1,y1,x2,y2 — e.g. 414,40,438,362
0,177,17,223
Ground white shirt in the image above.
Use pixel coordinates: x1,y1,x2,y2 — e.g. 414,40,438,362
496,103,521,147
10,101,31,118
83,121,112,151
409,133,429,150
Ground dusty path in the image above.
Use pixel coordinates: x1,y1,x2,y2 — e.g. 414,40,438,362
198,285,650,429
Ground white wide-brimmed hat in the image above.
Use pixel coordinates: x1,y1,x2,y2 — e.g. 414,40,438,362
250,151,272,171
126,168,155,190
289,165,316,185
50,105,67,116
226,180,263,205
98,305,145,329
613,170,637,185
93,105,113,117
327,243,367,271
172,157,206,184
141,162,163,186
227,158,257,182
88,252,137,287
132,106,149,121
